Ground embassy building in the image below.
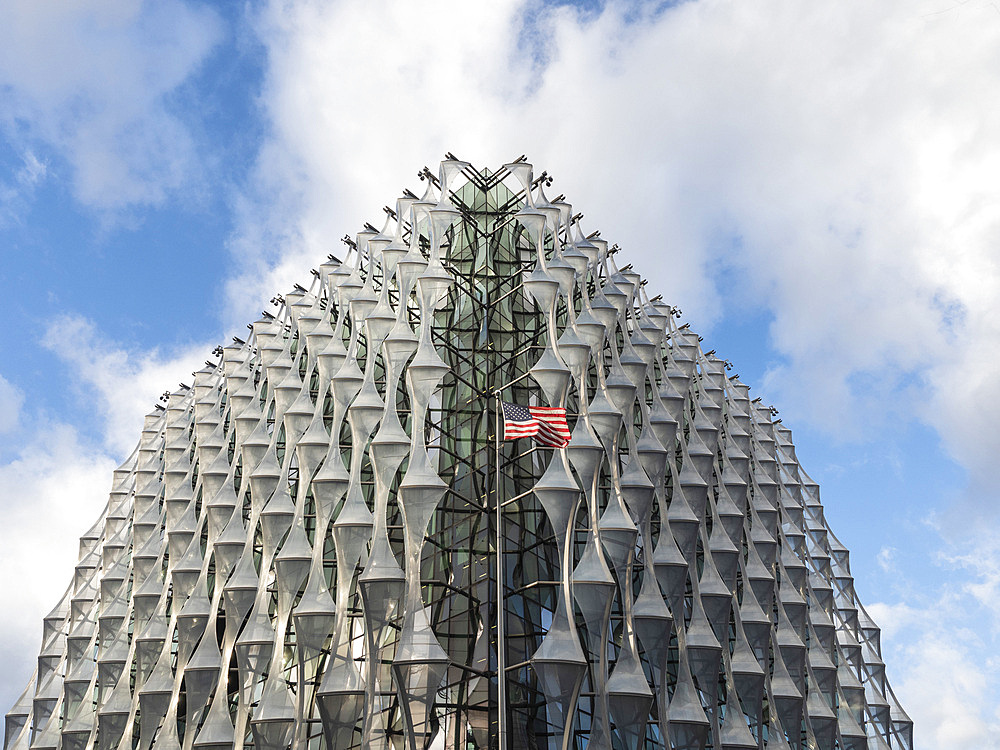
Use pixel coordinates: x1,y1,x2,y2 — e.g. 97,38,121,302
4,159,912,750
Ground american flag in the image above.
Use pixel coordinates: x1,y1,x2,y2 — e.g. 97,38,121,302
501,401,571,448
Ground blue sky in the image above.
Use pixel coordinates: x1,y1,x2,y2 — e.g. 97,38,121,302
2,1,1000,746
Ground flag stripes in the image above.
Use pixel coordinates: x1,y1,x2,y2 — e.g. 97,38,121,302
501,401,571,448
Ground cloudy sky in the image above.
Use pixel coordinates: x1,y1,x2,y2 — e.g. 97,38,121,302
2,1,999,746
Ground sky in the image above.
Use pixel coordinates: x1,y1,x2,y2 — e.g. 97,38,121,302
1,1,999,747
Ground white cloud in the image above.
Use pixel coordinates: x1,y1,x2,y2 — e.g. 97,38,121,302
895,629,1000,749
867,512,1000,749
0,0,223,210
0,148,47,227
0,374,24,433
0,314,211,710
871,585,1000,750
938,526,1000,628
233,0,1000,498
877,545,897,573
41,314,209,454
0,422,117,713
223,0,535,327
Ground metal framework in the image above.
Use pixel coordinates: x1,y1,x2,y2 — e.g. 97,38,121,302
4,158,912,750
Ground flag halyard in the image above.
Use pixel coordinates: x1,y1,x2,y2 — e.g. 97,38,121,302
501,401,571,448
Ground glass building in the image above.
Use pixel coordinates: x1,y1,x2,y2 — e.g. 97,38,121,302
3,159,912,750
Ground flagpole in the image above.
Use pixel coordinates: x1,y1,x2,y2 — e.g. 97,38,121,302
495,393,508,750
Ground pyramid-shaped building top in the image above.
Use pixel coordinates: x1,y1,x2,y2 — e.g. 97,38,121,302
4,158,912,750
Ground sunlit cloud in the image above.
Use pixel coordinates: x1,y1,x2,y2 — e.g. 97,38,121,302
41,314,209,455
0,423,117,707
234,0,1000,500
0,0,223,210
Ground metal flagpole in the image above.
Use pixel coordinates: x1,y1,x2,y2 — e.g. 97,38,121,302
495,394,507,750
